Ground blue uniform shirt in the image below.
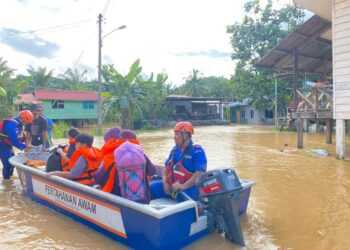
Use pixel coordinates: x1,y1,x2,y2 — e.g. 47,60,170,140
1,117,26,150
165,140,207,199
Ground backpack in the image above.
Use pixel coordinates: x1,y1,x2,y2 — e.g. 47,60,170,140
46,145,65,172
114,141,148,204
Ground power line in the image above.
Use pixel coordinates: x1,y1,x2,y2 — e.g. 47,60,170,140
0,18,93,42
102,0,111,16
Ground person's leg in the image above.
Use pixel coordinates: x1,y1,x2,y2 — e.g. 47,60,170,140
0,149,15,179
150,180,167,199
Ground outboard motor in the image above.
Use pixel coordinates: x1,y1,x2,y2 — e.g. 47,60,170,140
197,168,245,246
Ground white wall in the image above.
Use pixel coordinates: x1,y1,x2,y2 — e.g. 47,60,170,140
333,0,350,119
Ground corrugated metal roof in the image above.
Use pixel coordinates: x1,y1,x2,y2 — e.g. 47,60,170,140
33,89,98,101
255,15,332,75
15,94,43,104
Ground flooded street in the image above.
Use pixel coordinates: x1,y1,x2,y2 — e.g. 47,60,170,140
1,125,350,249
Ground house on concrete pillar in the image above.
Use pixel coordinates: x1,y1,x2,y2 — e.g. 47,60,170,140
15,89,98,127
293,0,350,159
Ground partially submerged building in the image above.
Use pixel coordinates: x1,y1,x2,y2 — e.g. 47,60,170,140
226,100,274,125
165,95,224,121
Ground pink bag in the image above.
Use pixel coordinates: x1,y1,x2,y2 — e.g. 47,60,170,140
114,141,149,203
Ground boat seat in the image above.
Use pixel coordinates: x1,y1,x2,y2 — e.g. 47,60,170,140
149,198,178,209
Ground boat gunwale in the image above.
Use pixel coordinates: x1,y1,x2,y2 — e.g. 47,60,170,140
9,154,199,220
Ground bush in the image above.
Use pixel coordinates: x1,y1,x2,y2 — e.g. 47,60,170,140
52,121,70,139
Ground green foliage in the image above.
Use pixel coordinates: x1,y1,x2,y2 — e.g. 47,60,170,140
0,58,27,118
52,121,70,139
227,0,305,110
58,68,89,90
0,87,6,97
175,72,233,100
27,65,54,90
101,59,146,129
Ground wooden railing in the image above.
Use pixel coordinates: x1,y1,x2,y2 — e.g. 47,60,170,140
296,85,333,112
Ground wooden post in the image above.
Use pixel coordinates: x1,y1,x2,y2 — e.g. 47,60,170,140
326,119,333,144
336,119,346,160
316,119,320,132
297,113,303,149
293,50,299,111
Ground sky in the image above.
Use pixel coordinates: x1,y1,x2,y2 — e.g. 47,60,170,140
0,0,293,86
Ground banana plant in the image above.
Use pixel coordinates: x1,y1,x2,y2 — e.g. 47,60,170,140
101,59,146,129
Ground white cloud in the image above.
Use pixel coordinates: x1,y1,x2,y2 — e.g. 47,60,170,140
0,0,292,85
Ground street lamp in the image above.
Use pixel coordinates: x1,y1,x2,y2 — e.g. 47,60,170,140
97,13,126,134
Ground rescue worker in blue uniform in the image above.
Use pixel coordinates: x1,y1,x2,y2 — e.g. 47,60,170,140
0,110,33,179
150,122,207,200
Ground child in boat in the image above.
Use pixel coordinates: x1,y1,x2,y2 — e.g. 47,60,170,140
56,127,80,171
46,133,103,186
94,127,122,194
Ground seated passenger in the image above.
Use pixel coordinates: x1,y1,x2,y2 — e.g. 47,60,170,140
56,127,80,171
94,127,122,194
97,130,156,204
46,133,103,186
150,122,207,201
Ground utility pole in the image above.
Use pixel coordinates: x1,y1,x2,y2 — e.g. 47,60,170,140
97,13,103,134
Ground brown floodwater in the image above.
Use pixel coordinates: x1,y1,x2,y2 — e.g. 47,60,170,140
1,125,350,249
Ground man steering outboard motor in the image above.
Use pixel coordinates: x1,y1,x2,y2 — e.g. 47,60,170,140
197,168,245,246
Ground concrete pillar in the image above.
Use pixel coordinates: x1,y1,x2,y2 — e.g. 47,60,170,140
303,119,309,132
336,119,346,160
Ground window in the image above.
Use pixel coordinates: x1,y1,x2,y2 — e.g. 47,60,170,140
241,110,245,119
250,110,254,119
52,100,64,109
265,110,274,119
83,101,94,109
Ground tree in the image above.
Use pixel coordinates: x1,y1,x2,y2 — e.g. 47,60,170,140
27,66,54,90
101,59,146,129
141,72,173,122
227,0,305,109
59,68,88,90
183,69,204,97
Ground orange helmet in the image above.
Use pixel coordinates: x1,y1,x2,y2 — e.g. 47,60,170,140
173,122,194,135
18,110,33,124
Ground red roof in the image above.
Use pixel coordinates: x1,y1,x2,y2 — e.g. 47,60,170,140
33,89,98,101
15,94,43,104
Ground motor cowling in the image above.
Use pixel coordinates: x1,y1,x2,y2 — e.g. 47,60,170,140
197,168,245,246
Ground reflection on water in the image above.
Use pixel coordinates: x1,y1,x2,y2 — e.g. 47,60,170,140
2,125,350,249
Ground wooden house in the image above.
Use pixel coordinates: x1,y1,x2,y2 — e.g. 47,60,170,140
16,89,98,126
165,95,224,121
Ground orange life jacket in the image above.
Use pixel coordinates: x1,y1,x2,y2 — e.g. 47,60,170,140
61,139,76,172
99,139,140,193
69,146,103,186
166,145,194,185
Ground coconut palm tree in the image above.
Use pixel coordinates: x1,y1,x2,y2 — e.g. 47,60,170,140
101,59,146,129
27,65,54,90
59,67,88,90
184,69,204,97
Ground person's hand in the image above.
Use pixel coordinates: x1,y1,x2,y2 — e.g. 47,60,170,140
171,181,183,192
41,146,46,152
163,181,171,195
46,172,55,178
24,145,31,152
